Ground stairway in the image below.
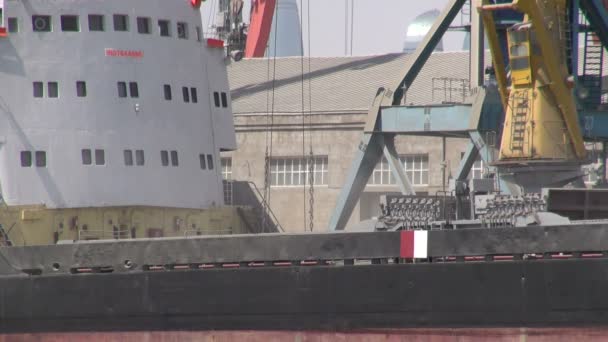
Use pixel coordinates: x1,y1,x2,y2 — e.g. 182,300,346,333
510,90,529,153
580,30,604,108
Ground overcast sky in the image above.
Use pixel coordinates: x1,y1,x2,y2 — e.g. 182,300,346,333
201,0,468,57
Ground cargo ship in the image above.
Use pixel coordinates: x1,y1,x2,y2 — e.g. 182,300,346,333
0,0,605,341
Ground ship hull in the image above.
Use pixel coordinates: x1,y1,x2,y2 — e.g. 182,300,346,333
2,258,608,332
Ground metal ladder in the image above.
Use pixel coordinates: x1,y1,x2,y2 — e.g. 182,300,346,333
581,29,604,107
510,90,529,153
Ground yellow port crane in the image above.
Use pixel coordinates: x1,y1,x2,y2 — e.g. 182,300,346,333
480,0,588,190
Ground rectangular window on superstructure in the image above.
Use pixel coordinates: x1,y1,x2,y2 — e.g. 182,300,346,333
163,84,172,100
82,149,92,165
182,87,190,103
207,154,214,170
117,82,127,98
88,14,104,31
158,20,170,37
137,17,150,34
135,150,145,166
113,14,128,32
76,81,87,97
177,22,188,39
190,88,198,103
20,151,32,167
32,15,52,32
33,82,43,98
221,92,228,107
95,149,105,165
170,150,179,166
8,18,18,33
35,151,46,167
124,150,133,166
221,157,232,180
47,82,58,98
196,26,202,42
61,15,79,32
129,82,139,98
270,156,328,187
213,92,220,107
199,154,207,170
160,150,169,166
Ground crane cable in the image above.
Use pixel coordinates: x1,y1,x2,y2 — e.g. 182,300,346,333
300,0,307,231
262,1,280,232
306,0,314,232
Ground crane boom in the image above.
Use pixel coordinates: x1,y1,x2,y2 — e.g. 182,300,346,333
244,0,276,58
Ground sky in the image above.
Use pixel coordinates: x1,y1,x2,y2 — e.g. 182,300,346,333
201,0,468,57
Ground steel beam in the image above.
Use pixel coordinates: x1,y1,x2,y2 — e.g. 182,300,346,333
580,0,608,50
383,135,415,195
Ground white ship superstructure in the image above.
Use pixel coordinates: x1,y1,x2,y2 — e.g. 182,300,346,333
0,0,235,209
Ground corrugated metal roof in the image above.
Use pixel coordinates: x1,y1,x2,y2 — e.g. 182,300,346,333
228,49,608,115
228,52,472,114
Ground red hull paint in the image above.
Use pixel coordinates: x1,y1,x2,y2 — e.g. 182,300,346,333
2,328,608,341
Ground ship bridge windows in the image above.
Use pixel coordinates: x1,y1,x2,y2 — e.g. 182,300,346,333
158,20,171,37
60,15,79,32
137,17,151,34
21,151,46,168
161,150,179,167
82,149,105,166
177,22,188,39
32,15,52,32
117,82,139,98
199,154,215,170
163,84,172,101
221,92,228,107
124,150,145,166
213,92,220,107
33,82,43,98
76,81,87,97
7,18,18,33
88,14,104,31
190,88,198,103
113,14,128,32
182,87,190,103
196,26,202,42
47,82,58,98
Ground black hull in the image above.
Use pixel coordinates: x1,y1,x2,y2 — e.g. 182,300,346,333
4,258,608,332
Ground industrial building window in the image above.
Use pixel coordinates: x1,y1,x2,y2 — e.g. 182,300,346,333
129,82,139,98
158,20,170,37
135,150,145,166
196,26,202,42
137,17,150,34
35,151,46,167
20,151,32,167
60,15,79,32
471,158,485,180
117,82,127,98
76,81,87,97
170,150,179,166
32,15,52,32
270,156,328,187
207,154,214,170
160,150,169,166
47,82,58,98
213,92,220,107
182,87,190,103
124,150,133,166
163,85,172,100
221,92,228,107
88,14,104,31
368,155,428,186
95,149,105,165
81,149,92,165
177,22,188,39
113,14,128,31
221,157,232,180
7,18,18,33
190,88,198,103
33,82,44,98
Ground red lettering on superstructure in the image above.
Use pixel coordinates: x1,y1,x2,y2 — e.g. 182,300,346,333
105,49,144,59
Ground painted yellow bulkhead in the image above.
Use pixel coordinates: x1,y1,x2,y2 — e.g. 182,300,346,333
0,205,253,246
498,0,586,162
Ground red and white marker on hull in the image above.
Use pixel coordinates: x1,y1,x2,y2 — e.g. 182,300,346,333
400,231,428,259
